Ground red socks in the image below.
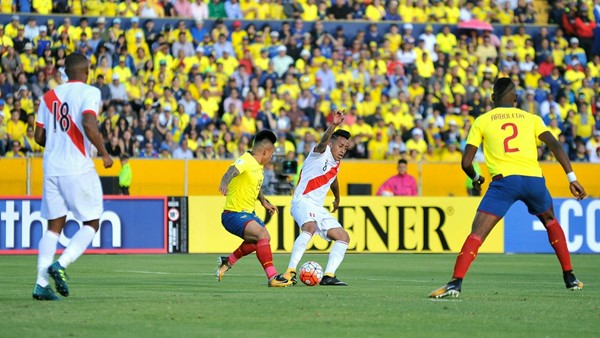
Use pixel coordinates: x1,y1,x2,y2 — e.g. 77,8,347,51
545,219,572,272
452,234,482,279
256,238,277,279
228,241,256,266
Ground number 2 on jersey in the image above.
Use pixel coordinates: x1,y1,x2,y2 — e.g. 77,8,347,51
501,122,519,153
52,101,70,132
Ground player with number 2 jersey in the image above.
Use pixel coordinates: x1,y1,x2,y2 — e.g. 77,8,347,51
430,78,587,299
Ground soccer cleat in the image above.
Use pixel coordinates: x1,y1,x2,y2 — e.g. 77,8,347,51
563,271,583,290
319,275,348,286
47,261,69,297
32,284,61,301
215,256,231,282
268,274,293,287
282,268,297,285
429,278,462,298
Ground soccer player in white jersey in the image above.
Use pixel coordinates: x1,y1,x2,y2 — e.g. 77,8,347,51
283,110,351,286
32,53,113,301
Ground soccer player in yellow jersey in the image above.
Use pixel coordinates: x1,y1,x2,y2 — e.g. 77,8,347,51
215,130,292,287
430,78,587,299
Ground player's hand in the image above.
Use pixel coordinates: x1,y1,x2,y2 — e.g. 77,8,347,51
569,181,586,200
263,200,277,215
103,155,113,168
473,176,485,191
331,110,345,126
219,184,228,196
332,197,340,213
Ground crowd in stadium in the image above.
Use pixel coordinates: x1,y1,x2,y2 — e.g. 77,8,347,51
0,0,599,164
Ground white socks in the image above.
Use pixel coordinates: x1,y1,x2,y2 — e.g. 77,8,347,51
36,231,59,287
58,225,96,269
324,241,348,276
288,231,313,270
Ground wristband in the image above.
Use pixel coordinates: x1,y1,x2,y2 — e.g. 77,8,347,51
567,172,577,183
472,174,480,182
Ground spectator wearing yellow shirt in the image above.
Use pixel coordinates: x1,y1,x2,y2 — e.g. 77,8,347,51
103,0,119,17
365,0,386,21
20,43,38,78
415,52,435,80
405,128,427,159
84,0,104,16
240,0,259,18
119,0,139,16
5,16,21,39
350,116,374,143
199,89,219,119
436,26,457,55
6,110,27,143
368,131,388,160
439,142,462,162
445,0,461,23
113,56,133,83
573,103,594,142
407,79,425,102
302,0,319,20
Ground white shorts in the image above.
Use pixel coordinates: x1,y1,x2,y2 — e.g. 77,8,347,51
290,197,341,241
41,170,103,222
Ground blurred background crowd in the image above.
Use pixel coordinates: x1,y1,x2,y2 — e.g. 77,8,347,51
0,0,599,164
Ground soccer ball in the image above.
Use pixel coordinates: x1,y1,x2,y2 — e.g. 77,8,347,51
299,261,323,286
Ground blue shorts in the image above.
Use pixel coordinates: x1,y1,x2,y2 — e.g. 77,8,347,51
478,175,552,218
221,211,265,238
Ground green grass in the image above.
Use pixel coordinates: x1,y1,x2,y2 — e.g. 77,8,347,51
1,254,599,338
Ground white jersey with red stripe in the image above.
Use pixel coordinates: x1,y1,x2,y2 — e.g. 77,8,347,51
292,145,340,207
35,81,101,176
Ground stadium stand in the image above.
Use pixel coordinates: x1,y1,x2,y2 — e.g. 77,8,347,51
0,0,598,167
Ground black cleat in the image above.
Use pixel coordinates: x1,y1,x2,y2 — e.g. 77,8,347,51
563,271,583,290
319,275,348,286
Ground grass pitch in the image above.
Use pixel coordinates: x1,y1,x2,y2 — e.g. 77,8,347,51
1,254,599,338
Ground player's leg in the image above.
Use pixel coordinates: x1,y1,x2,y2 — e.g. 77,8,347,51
320,226,350,286
283,221,317,284
217,212,259,281
526,177,583,290
243,219,291,287
284,200,318,283
430,177,517,298
49,172,103,297
34,176,67,301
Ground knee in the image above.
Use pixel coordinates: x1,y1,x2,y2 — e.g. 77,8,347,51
257,228,271,241
301,222,317,234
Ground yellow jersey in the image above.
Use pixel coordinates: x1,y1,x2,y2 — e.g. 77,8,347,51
466,107,549,178
223,152,264,213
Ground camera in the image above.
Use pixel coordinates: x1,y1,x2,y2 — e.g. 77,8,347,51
269,145,298,195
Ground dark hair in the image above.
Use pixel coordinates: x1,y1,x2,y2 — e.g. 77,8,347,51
254,129,277,146
493,77,515,99
398,159,408,165
64,52,88,79
332,129,351,140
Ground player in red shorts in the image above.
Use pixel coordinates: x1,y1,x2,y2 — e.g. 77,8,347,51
430,77,586,298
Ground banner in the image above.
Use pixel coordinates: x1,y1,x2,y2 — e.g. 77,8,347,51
188,196,503,253
504,199,600,253
0,197,167,254
167,196,188,253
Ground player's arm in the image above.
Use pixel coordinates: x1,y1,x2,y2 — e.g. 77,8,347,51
314,109,345,154
461,144,485,190
539,131,586,200
83,114,113,168
218,166,239,196
34,125,46,147
331,177,340,212
258,190,277,215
